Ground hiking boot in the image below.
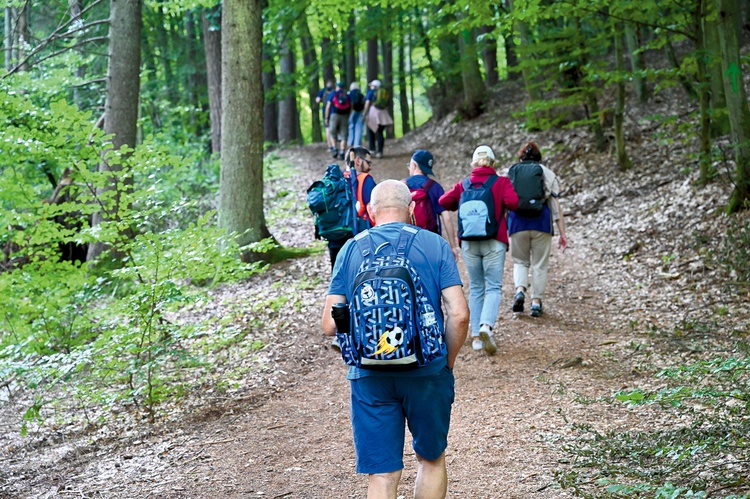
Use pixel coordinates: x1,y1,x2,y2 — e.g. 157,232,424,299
512,290,525,313
331,336,341,351
471,337,483,351
332,148,339,159
478,324,497,355
530,302,543,318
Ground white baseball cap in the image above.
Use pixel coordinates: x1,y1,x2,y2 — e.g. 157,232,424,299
369,79,381,88
472,145,495,163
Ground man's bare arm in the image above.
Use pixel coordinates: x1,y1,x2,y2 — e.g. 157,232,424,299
439,211,459,261
322,294,346,336
441,285,469,368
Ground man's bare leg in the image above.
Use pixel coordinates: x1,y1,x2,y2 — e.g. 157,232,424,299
368,470,402,499
414,452,447,499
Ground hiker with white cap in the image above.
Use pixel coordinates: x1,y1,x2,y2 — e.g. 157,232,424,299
439,145,518,356
362,79,394,158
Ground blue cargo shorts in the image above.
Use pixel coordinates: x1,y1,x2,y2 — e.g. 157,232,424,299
349,365,455,474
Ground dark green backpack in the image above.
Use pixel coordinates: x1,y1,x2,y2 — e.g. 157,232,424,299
307,164,354,241
374,86,390,109
508,161,546,217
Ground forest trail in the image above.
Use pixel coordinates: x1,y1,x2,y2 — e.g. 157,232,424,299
134,138,632,498
4,120,696,498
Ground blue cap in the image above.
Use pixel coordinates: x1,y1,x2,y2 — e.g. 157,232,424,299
412,150,434,175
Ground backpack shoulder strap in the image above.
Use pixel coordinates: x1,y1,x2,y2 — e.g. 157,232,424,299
483,174,499,189
354,230,374,257
396,225,419,257
461,177,472,191
355,172,371,218
421,179,436,193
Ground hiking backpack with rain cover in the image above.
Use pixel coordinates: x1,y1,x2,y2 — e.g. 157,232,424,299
457,175,499,240
336,226,445,370
307,164,354,241
508,161,546,217
374,86,390,109
332,90,351,112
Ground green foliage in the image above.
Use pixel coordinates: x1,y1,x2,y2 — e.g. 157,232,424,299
559,356,750,497
0,81,262,428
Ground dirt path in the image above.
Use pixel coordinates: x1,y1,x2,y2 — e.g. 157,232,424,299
3,126,696,498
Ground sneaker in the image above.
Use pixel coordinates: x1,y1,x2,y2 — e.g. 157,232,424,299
339,151,345,160
512,290,525,313
332,148,339,159
478,324,497,355
375,151,383,159
331,336,341,351
472,338,483,351
530,302,543,318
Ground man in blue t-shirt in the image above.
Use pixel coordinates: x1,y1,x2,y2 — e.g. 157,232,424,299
321,180,469,498
404,149,459,260
315,79,336,153
325,82,351,160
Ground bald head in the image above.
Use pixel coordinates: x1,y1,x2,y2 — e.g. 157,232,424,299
368,180,414,225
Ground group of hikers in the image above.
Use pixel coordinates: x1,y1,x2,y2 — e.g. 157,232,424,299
311,141,567,497
315,79,394,160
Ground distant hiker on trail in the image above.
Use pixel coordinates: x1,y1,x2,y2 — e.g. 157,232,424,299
347,82,366,148
325,82,351,160
404,149,459,260
344,146,376,237
362,79,393,159
322,179,469,498
315,79,336,153
507,141,567,318
439,145,518,356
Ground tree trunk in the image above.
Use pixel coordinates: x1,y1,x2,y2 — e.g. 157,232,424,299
87,0,142,262
299,18,322,143
665,38,697,99
693,0,713,185
382,38,394,136
398,38,410,134
321,36,336,84
613,21,631,171
219,0,272,254
262,43,278,143
480,25,499,89
4,7,11,72
504,33,519,80
458,28,486,119
155,5,177,103
202,6,222,155
705,12,730,137
516,17,541,102
716,0,750,213
70,0,87,108
344,13,356,85
624,23,649,103
16,1,29,72
574,16,606,152
277,35,299,144
408,16,417,128
366,37,379,82
185,10,205,136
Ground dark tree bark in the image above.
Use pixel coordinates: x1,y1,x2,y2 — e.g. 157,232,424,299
219,0,272,254
87,0,142,262
300,18,322,143
382,38,394,135
398,38,410,134
624,23,649,103
366,37,379,83
262,43,278,143
613,21,631,171
321,36,336,84
344,13,356,85
480,25,499,89
185,10,206,136
716,0,750,213
277,35,299,144
202,6,222,154
504,35,519,80
155,5,177,103
458,28,486,119
573,16,606,152
665,37,697,99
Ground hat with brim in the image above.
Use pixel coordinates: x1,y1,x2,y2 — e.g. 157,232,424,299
472,145,495,163
412,150,434,175
369,79,381,88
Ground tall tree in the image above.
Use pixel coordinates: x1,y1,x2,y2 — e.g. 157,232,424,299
87,0,143,262
458,28,486,119
321,36,335,84
716,0,750,213
480,25,499,89
262,42,278,143
202,5,222,154
299,17,322,142
613,20,631,171
624,24,649,103
366,37,378,83
219,0,272,254
344,13,356,85
398,35,410,134
277,34,299,144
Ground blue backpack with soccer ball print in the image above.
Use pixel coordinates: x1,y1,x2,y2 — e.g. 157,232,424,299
336,225,444,371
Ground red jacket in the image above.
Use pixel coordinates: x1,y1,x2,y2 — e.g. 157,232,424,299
439,166,519,245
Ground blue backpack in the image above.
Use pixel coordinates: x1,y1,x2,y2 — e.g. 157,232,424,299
457,175,499,240
307,164,354,241
336,226,445,371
